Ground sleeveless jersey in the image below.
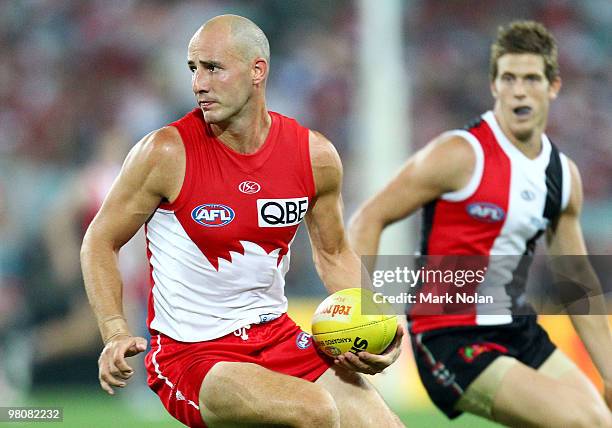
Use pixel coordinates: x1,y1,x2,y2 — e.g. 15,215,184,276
410,111,572,333
145,109,315,342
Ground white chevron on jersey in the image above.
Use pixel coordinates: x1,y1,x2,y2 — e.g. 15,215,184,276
146,208,289,342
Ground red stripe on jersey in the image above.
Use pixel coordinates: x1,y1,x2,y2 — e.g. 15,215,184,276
411,120,511,333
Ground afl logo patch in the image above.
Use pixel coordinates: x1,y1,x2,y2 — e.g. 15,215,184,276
296,331,312,350
191,204,235,227
467,202,505,223
238,181,261,194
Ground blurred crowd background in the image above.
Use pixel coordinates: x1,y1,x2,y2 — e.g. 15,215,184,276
0,0,610,420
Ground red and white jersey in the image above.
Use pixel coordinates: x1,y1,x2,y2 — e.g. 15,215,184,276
410,111,571,333
145,109,315,342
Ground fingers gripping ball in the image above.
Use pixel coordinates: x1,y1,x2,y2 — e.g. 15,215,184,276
311,288,397,358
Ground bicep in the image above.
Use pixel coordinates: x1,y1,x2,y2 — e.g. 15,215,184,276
86,129,183,249
305,131,349,255
366,157,443,226
305,186,346,255
90,166,161,250
547,158,587,256
360,135,476,226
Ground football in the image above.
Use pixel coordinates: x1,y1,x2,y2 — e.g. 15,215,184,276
311,288,397,357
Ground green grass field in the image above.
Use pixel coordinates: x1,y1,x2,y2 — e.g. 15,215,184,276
14,387,500,427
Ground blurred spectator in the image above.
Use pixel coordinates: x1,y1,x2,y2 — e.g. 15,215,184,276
39,127,146,364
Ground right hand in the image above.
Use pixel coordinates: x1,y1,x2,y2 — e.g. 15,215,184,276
334,324,405,375
98,335,147,395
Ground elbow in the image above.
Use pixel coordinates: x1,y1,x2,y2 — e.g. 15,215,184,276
350,204,386,231
348,205,385,245
347,211,366,242
80,223,116,265
80,226,95,266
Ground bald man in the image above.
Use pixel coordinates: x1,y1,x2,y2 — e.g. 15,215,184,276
81,15,404,428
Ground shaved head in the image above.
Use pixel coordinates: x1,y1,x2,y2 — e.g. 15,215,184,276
187,14,270,126
192,14,270,63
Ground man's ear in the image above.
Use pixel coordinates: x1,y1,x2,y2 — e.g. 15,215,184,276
490,80,499,100
252,58,268,85
549,76,562,100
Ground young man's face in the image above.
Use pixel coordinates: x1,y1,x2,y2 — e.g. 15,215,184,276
491,53,561,143
187,27,255,125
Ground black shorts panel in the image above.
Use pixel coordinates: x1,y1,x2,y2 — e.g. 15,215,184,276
410,316,556,419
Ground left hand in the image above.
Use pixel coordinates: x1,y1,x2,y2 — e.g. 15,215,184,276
334,324,405,375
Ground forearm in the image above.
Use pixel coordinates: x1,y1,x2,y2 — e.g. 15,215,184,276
313,245,365,294
81,230,131,343
570,314,612,382
552,256,612,380
348,210,384,273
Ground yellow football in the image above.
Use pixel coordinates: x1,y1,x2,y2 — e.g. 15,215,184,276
311,288,397,357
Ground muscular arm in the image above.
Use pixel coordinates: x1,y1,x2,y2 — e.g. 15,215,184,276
305,131,362,293
546,160,612,404
80,126,184,393
305,131,405,373
348,133,476,271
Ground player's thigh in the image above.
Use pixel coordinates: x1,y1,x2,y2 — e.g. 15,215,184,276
492,359,611,428
199,361,339,428
315,366,404,428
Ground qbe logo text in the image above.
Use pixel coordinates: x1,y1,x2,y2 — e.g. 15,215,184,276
257,197,308,228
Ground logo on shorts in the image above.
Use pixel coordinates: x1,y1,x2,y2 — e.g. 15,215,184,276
459,342,508,363
296,331,312,350
258,313,280,323
466,202,505,223
432,364,456,387
239,181,261,194
191,204,235,227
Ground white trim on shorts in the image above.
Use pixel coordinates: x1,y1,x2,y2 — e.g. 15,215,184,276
152,334,200,410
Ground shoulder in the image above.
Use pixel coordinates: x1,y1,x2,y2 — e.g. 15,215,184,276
562,155,583,215
123,126,185,199
420,131,477,164
129,126,183,168
308,130,342,195
309,130,341,169
408,131,477,191
564,155,581,179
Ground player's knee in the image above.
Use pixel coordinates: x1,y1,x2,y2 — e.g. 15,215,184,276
581,402,612,428
294,386,340,428
566,401,612,428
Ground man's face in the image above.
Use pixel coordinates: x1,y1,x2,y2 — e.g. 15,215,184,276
187,27,254,124
491,53,560,142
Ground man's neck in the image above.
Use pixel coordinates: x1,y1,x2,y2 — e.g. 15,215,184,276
493,108,544,159
211,103,272,154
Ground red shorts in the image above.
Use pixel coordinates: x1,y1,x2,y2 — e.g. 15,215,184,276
144,314,332,428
